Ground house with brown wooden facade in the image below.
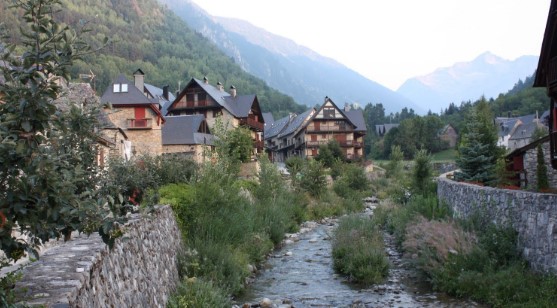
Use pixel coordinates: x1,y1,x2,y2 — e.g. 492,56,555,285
166,77,265,158
264,97,366,162
100,71,165,157
438,124,458,148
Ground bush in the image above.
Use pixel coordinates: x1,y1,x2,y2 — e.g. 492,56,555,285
403,217,476,273
332,215,388,284
168,278,230,308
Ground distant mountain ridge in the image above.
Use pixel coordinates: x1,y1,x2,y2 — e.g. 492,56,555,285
396,52,539,113
159,0,423,114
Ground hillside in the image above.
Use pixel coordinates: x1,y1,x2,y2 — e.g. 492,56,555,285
397,52,539,113
0,0,306,118
159,0,423,114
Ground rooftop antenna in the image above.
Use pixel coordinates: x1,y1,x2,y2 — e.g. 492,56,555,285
79,69,96,91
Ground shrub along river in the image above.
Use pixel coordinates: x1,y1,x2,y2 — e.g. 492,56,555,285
235,212,484,307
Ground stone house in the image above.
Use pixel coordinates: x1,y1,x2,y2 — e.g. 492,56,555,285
438,124,458,148
166,77,265,158
100,72,166,157
496,113,548,151
264,97,366,162
506,135,557,189
55,82,128,166
162,115,214,164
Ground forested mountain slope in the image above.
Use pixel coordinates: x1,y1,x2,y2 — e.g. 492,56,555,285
0,0,306,118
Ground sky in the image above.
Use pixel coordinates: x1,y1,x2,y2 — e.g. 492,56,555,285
191,0,551,91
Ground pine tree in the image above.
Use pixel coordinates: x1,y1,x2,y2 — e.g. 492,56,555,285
455,109,497,184
537,144,549,191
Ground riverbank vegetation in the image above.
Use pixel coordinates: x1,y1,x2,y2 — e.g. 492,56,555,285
154,135,374,305
372,146,557,307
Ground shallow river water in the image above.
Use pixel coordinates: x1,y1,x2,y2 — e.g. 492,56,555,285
235,217,483,308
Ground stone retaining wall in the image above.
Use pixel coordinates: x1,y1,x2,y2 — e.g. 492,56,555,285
14,205,182,307
438,178,557,273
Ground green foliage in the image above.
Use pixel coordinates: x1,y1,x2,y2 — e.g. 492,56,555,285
332,215,388,284
455,105,498,185
0,267,22,308
0,0,125,258
0,0,306,118
386,145,403,178
161,152,306,296
494,157,516,188
333,163,370,199
536,144,550,191
168,278,231,308
412,149,433,194
299,159,327,197
315,140,344,168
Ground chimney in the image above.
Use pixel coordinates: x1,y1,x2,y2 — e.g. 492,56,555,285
162,85,169,100
230,85,237,98
217,81,224,91
324,96,329,103
133,69,144,92
203,76,209,84
344,103,351,112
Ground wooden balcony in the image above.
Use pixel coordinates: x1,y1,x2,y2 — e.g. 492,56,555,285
254,140,264,151
172,99,210,110
306,125,351,133
306,140,361,148
240,117,264,131
127,118,152,129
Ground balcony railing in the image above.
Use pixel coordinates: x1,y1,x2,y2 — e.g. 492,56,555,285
306,125,351,132
127,118,152,129
240,117,264,131
306,140,360,147
173,100,210,110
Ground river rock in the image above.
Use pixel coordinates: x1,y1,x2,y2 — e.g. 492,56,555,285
284,251,292,256
308,238,318,243
260,297,273,308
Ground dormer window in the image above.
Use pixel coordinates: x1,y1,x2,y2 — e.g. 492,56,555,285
113,83,129,93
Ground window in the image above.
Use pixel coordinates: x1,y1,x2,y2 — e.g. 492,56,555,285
324,107,335,118
113,83,128,93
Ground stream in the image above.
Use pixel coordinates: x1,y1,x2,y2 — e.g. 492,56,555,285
235,208,483,308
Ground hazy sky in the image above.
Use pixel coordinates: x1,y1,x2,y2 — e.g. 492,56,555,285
191,0,550,91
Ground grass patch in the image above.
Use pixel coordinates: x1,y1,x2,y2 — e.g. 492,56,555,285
332,215,388,285
431,149,457,162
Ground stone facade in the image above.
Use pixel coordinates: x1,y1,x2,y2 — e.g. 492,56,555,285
14,206,182,307
438,178,557,273
162,144,213,164
105,107,163,156
523,142,557,189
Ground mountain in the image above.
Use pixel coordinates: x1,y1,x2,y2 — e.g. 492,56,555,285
397,52,539,113
159,0,422,114
0,0,307,118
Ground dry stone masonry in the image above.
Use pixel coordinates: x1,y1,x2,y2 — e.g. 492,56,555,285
438,178,557,273
14,205,182,307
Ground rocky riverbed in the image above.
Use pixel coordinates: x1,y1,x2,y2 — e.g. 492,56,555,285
235,202,483,308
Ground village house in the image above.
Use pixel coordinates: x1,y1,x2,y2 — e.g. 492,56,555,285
438,124,458,148
166,77,265,158
162,114,214,164
264,97,366,162
100,71,166,157
55,82,128,166
496,112,548,151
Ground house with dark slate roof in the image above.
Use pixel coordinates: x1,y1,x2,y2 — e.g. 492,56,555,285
162,115,214,163
264,97,366,162
100,70,166,157
166,77,265,157
301,97,366,160
495,113,548,151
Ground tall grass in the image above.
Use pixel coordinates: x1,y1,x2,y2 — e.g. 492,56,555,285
332,215,388,284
